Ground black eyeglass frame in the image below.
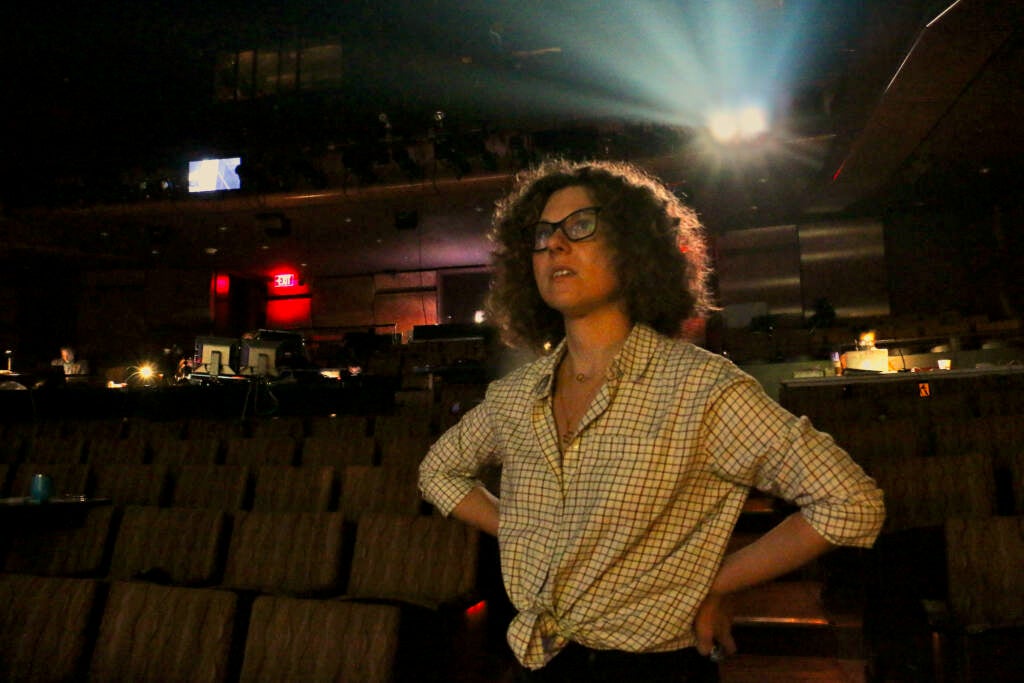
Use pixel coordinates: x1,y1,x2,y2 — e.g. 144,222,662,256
528,206,603,252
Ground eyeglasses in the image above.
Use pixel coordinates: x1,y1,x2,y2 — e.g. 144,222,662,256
528,206,602,252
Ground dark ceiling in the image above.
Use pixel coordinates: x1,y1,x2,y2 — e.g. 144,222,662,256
2,0,1021,279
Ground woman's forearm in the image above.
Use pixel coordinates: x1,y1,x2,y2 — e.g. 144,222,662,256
451,485,500,536
711,511,833,596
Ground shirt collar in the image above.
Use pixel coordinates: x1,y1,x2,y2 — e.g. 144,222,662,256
528,323,660,399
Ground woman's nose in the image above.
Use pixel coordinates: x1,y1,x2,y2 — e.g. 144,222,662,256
545,226,571,252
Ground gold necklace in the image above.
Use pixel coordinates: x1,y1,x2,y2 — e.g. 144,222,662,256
556,367,596,447
556,390,578,446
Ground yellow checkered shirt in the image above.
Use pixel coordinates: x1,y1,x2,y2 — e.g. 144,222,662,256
419,324,884,669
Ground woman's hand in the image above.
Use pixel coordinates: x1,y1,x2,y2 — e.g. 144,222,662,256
693,513,834,661
693,591,736,661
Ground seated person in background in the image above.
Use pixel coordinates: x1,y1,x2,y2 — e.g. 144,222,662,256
51,345,89,375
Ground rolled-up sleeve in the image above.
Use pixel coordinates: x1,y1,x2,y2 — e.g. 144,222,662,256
704,378,885,548
419,398,502,516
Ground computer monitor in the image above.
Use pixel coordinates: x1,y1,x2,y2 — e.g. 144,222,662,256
239,339,282,377
194,336,238,376
187,157,242,193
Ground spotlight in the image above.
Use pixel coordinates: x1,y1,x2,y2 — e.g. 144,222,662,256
128,362,162,387
707,105,770,144
737,106,769,138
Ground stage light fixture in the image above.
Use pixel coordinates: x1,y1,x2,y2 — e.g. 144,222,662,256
707,104,770,144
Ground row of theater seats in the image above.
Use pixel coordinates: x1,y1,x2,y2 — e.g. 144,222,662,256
787,384,1024,426
2,414,384,441
2,507,478,602
0,463,426,519
814,413,1024,463
1,508,482,682
1,393,497,681
0,383,485,442
854,512,1024,683
777,378,1024,682
0,381,487,465
0,431,435,469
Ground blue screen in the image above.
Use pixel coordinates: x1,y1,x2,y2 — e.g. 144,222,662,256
188,157,242,192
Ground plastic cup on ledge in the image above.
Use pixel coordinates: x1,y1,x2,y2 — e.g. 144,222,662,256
29,474,54,503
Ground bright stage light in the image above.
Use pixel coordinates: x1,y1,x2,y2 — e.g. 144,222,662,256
707,105,770,144
738,106,769,138
708,110,739,144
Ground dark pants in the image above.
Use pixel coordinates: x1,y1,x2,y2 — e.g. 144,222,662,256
517,642,720,683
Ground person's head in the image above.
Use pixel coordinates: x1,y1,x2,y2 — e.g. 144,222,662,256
60,346,75,362
487,159,713,351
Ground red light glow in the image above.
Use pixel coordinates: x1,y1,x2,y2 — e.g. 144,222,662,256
214,274,231,296
266,297,311,328
464,600,486,616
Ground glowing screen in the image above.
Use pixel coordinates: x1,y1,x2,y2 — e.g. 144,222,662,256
188,157,242,193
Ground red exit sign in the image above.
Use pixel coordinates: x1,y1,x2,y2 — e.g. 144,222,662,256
272,272,298,289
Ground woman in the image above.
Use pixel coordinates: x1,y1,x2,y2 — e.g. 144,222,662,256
419,159,884,682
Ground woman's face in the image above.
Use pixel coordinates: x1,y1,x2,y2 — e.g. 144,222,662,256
531,185,624,321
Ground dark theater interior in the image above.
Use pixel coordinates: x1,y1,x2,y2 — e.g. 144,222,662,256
1,1,1022,681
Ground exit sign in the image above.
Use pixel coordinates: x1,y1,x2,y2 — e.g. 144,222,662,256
272,272,298,289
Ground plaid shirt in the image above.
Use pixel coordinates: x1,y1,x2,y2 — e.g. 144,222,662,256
419,324,884,669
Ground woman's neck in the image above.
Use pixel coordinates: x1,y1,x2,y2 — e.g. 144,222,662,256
562,308,632,380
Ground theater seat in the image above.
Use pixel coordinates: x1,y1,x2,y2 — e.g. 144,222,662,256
307,415,368,440
249,416,306,440
89,582,238,683
2,504,116,577
91,464,170,507
936,516,1024,682
239,596,400,682
866,451,996,533
150,437,221,468
251,466,336,513
169,465,249,510
225,436,299,467
107,506,227,586
863,452,1000,680
301,435,375,469
343,512,483,682
0,574,100,682
221,511,345,597
23,436,86,465
340,464,423,522
346,512,479,610
86,436,148,465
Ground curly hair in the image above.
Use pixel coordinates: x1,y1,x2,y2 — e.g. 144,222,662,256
486,158,714,351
